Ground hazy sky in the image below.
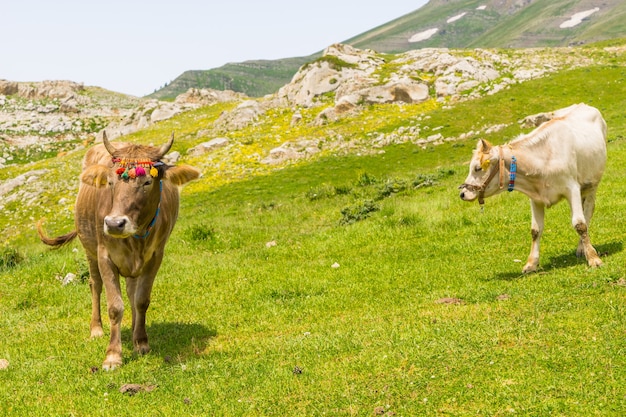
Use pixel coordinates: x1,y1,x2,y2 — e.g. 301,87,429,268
2,1,429,97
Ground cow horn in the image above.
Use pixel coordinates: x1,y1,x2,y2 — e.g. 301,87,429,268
102,131,117,155
158,132,175,158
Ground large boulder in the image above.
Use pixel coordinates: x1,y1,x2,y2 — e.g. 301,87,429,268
213,100,270,131
278,44,383,107
338,77,429,105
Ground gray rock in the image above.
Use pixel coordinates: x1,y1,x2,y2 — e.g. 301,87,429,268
187,138,230,156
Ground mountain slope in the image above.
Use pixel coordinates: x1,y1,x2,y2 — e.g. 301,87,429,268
149,0,626,99
348,0,626,50
149,56,316,100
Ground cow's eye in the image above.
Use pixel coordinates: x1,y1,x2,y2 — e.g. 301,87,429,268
143,179,153,187
474,166,482,172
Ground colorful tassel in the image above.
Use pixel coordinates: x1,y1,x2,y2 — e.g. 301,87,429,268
112,157,162,179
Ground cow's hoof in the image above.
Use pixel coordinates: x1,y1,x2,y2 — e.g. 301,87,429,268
134,343,151,355
90,327,104,338
588,258,603,268
102,355,122,371
522,264,538,274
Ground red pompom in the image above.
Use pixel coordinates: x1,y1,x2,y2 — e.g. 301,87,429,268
116,167,126,175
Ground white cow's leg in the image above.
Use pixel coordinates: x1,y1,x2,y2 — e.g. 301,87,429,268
569,188,602,268
577,188,598,257
524,200,544,273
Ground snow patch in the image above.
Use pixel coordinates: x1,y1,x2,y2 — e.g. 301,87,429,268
560,8,599,28
447,12,467,23
477,5,487,10
409,28,438,43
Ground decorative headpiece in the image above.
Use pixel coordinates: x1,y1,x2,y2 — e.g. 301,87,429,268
112,158,164,180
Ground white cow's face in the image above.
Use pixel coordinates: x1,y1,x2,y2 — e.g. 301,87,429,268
459,139,499,202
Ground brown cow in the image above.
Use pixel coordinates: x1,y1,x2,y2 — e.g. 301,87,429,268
38,132,199,369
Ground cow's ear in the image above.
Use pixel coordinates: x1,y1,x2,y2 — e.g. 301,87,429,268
477,138,492,153
80,165,110,187
165,165,200,186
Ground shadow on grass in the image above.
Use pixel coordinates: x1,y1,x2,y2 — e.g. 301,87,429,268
545,241,623,271
489,241,623,281
123,321,217,363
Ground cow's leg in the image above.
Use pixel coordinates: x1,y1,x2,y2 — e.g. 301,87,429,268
523,200,544,273
569,188,602,268
124,277,150,354
577,188,598,258
125,277,138,334
87,256,104,338
130,275,156,355
99,256,124,370
130,254,162,355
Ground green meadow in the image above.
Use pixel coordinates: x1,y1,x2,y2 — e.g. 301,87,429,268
1,51,626,415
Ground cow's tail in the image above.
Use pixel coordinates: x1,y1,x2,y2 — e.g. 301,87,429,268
37,219,78,249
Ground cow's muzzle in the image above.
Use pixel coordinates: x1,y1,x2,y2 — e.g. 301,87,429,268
459,183,479,201
104,215,133,237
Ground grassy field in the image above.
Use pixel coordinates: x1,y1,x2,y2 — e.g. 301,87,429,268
1,58,626,415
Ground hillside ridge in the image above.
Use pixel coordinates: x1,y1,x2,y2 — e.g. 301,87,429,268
150,0,626,99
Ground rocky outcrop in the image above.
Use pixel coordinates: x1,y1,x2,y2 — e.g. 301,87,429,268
213,100,274,132
0,80,142,156
175,88,246,106
278,44,385,108
187,137,229,156
100,88,247,140
0,82,246,156
0,80,84,100
276,43,596,119
261,139,321,165
0,169,49,209
0,80,18,96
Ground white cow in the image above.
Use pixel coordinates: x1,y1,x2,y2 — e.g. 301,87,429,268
459,103,607,273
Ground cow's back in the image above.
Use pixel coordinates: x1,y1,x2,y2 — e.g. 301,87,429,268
528,104,606,184
564,103,607,141
564,104,607,183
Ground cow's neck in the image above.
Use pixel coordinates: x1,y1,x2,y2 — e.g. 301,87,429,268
501,144,547,202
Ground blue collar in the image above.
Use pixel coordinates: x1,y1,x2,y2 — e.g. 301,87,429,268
507,156,517,192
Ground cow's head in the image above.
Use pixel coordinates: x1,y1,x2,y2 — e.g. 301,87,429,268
81,132,199,238
459,139,503,204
